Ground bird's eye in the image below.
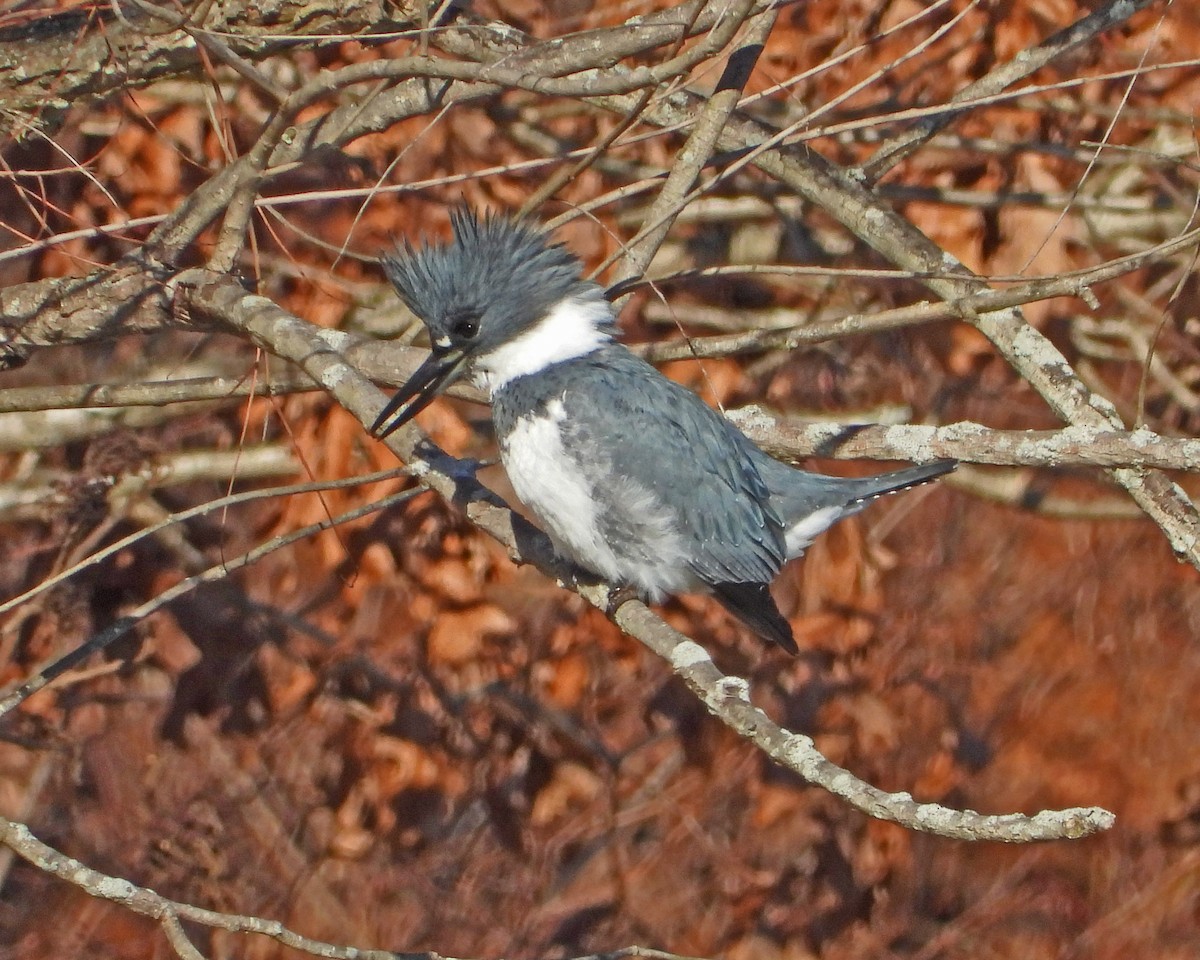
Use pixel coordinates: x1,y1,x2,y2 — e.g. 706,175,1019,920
449,312,480,341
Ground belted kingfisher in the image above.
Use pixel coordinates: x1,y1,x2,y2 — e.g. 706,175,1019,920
371,212,955,653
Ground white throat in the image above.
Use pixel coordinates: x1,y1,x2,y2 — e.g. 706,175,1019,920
473,295,613,396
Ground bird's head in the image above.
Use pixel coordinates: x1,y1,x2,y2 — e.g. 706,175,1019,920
371,211,607,439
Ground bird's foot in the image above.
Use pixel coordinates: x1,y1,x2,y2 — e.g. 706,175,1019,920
417,440,490,481
604,582,643,617
554,563,598,593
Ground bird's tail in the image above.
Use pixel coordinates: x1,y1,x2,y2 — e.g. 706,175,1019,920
751,454,957,558
833,459,958,508
710,581,798,653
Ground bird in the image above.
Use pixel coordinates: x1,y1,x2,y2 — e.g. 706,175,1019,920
370,211,955,653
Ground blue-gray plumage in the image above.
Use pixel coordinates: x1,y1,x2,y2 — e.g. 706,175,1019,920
372,212,955,653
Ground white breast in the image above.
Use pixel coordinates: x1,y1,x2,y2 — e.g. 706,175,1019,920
474,295,613,396
501,398,693,599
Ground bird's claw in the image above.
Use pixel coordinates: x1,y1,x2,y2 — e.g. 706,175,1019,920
604,582,643,616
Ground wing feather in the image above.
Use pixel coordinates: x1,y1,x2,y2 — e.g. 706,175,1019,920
557,350,787,588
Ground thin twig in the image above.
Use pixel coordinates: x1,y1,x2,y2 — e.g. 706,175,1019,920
862,0,1161,178
0,483,418,719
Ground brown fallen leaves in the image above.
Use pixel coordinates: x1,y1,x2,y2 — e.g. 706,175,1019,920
2,0,1200,958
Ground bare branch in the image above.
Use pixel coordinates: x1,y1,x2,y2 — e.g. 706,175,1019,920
0,0,403,128
0,443,301,522
603,598,1113,842
729,409,1200,473
862,0,1162,178
189,274,1114,841
610,0,776,285
0,477,418,719
0,815,403,960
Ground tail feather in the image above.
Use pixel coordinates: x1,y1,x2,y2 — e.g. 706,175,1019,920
707,462,955,655
711,581,798,654
838,459,957,507
751,454,956,559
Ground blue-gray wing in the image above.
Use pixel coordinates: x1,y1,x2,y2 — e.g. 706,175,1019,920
557,349,787,587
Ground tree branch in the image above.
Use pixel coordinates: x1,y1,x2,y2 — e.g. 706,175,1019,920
0,815,403,960
729,408,1200,473
0,0,403,130
179,272,1114,842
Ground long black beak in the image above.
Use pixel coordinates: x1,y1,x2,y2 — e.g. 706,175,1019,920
370,348,468,439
